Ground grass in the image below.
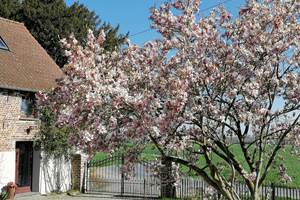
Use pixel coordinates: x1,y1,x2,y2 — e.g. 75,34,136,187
92,144,160,161
92,151,108,161
92,144,300,187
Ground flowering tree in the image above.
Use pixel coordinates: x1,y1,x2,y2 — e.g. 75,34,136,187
38,0,300,199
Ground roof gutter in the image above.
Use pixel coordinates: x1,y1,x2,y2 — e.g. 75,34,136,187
0,84,39,93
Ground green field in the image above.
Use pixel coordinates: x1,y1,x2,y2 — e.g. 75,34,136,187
93,145,300,187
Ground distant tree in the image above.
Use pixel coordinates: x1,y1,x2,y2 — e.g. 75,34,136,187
21,0,69,67
0,0,128,67
0,0,21,20
65,2,99,42
66,2,128,52
100,24,128,52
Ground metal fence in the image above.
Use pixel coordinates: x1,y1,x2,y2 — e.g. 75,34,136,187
84,155,161,198
84,156,300,199
176,178,300,199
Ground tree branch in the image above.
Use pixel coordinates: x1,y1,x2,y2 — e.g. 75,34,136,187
258,114,300,186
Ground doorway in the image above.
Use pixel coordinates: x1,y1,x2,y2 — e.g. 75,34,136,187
15,141,33,193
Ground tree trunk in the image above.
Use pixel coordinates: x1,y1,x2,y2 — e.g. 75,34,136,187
160,156,176,198
219,187,238,200
251,188,261,200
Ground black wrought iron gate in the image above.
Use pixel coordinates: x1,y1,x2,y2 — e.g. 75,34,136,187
84,155,161,198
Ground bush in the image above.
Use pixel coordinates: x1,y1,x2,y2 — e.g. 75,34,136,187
0,189,7,200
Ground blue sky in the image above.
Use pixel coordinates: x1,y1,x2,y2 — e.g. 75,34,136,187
65,0,246,46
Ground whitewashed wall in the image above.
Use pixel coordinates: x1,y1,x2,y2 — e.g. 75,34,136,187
0,151,71,194
39,153,72,194
0,151,15,190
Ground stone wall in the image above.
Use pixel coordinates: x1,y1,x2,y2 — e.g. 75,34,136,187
0,91,38,152
0,90,38,190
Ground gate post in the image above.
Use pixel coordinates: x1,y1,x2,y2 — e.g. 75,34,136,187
71,153,88,193
143,178,146,197
71,154,81,191
85,161,90,193
121,154,125,196
271,183,275,200
83,162,87,193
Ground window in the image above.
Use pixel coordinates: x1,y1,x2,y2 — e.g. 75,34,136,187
21,97,34,117
0,36,9,50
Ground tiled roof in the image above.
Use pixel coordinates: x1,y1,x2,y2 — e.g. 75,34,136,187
0,17,63,92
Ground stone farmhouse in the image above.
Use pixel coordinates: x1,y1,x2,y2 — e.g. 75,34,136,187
0,17,79,194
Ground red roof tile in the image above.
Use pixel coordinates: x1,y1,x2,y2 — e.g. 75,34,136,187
0,17,63,92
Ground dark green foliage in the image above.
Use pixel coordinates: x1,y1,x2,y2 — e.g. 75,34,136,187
34,107,72,159
0,0,21,20
21,0,69,67
100,24,128,52
0,190,7,200
65,1,99,43
0,0,128,67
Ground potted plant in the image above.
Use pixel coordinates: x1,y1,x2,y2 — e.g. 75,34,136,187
5,182,16,200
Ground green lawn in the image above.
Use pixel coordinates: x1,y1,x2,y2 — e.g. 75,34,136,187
92,144,300,187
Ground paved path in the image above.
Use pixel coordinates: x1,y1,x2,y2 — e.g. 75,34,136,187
16,193,153,200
